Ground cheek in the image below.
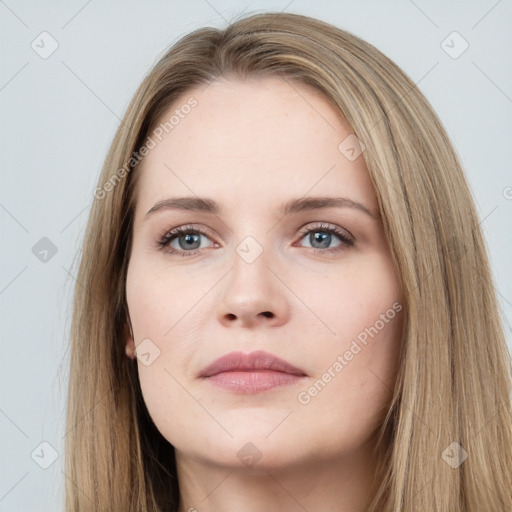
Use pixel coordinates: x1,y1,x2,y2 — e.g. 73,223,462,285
292,309,403,457
292,252,403,348
126,256,202,339
292,254,403,428
125,255,212,443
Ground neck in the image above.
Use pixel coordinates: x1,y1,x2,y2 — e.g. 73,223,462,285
175,438,381,512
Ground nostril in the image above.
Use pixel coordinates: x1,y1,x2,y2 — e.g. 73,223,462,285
261,311,274,318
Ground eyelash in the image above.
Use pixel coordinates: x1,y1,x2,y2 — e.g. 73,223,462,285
157,223,354,257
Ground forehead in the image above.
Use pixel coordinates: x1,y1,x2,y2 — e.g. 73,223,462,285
134,75,375,216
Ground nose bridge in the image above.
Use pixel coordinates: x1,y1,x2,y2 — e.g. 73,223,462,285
230,232,273,302
235,234,267,267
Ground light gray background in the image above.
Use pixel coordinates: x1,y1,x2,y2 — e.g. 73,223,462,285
1,1,511,510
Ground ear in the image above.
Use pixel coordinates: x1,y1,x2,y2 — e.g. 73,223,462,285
124,320,136,360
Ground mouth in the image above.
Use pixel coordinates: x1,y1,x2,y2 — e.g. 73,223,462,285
199,350,308,394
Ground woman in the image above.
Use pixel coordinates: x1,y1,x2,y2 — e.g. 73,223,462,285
65,11,512,512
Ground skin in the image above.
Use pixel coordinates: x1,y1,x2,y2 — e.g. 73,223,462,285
124,75,404,512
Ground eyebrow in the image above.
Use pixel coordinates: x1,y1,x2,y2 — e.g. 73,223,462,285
144,196,379,220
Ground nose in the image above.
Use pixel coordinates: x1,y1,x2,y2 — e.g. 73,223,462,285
216,246,290,328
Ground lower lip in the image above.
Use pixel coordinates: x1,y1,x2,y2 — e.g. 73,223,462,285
203,370,306,393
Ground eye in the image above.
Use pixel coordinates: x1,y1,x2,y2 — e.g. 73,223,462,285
295,223,354,255
157,224,217,257
157,222,354,257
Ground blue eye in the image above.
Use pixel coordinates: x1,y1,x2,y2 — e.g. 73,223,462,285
158,225,214,257
295,223,354,254
158,222,354,257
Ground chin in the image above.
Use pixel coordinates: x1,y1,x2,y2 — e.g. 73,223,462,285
175,425,312,471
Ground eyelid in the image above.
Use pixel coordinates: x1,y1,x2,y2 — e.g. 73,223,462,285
296,221,354,241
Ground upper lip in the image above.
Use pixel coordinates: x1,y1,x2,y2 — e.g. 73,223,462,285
199,350,307,378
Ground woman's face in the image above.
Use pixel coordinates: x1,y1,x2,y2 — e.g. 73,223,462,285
125,75,404,470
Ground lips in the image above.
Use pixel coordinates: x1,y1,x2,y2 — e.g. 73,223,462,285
199,350,307,378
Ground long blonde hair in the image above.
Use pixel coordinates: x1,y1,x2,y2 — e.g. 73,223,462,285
65,11,512,511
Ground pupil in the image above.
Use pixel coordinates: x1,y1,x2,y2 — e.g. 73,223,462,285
181,233,200,250
311,231,330,248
